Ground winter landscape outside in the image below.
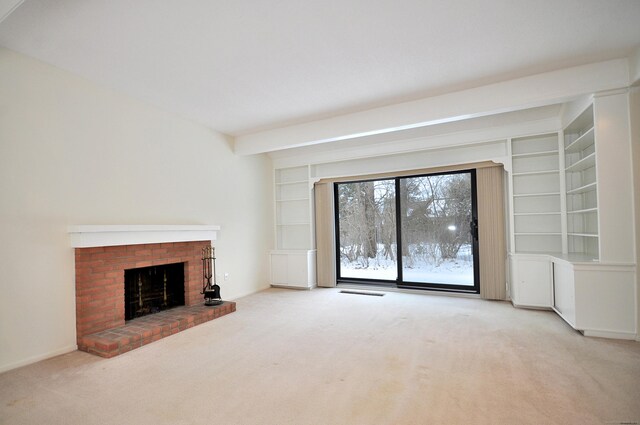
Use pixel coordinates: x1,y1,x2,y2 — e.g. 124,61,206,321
337,173,474,286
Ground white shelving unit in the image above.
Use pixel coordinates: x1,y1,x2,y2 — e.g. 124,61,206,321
271,166,316,289
509,133,562,254
563,104,599,259
508,94,636,340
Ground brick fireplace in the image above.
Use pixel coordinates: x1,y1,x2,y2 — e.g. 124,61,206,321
75,240,209,339
69,225,234,357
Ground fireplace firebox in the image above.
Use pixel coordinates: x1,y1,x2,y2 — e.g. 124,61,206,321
124,263,185,320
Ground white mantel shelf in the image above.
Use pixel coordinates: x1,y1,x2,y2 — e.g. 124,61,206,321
68,225,220,248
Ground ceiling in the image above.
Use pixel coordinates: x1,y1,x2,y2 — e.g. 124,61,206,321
1,0,640,148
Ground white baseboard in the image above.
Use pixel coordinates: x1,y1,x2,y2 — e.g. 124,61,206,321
227,284,271,301
510,301,553,311
582,329,637,340
270,284,312,290
0,344,78,374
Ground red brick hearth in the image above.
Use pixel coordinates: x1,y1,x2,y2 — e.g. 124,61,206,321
78,302,235,358
74,240,235,357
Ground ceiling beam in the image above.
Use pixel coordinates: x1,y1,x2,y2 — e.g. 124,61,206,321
270,115,561,170
234,58,630,155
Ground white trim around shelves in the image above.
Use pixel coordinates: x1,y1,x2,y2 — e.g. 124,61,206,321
567,232,599,238
513,212,561,216
511,149,559,159
276,197,310,202
567,207,598,214
513,191,560,198
275,179,308,186
512,169,559,176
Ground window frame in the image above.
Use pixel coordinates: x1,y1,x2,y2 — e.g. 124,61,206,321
334,169,480,294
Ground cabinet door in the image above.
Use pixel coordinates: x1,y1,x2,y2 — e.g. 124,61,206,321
286,254,309,288
552,262,576,326
270,254,289,285
513,257,552,307
270,252,313,288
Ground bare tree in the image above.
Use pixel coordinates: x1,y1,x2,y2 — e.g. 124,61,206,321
338,174,471,271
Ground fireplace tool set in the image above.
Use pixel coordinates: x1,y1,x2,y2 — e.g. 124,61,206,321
202,246,222,306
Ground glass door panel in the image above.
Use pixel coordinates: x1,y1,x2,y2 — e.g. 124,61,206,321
335,170,478,292
336,179,397,281
399,173,475,286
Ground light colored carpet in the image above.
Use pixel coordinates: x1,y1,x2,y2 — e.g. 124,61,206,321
1,287,639,425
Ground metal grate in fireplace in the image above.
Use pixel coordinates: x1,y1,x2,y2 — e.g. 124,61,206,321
124,263,185,321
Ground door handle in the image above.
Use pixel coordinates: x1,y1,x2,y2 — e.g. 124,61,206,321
470,218,478,241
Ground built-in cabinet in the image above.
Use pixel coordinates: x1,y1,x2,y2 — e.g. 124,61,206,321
270,250,316,289
270,166,316,288
511,252,635,338
508,92,636,339
551,256,635,338
509,254,553,308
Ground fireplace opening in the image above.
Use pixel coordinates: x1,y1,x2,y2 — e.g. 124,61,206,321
124,263,185,321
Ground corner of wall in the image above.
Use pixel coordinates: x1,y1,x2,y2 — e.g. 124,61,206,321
629,47,640,87
628,87,640,336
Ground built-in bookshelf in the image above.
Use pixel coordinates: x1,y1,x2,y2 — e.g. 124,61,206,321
272,166,316,289
563,104,598,259
275,166,313,250
510,133,562,253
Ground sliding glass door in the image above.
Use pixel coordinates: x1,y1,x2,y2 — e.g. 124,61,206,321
336,179,398,282
335,170,479,292
399,173,476,288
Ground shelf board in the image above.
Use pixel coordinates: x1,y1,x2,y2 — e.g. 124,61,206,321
275,179,308,186
514,232,562,236
511,150,558,159
276,197,309,202
276,222,311,226
512,170,559,177
565,127,594,153
513,212,561,216
567,233,598,238
513,192,560,198
566,181,597,195
567,207,598,214
565,152,595,173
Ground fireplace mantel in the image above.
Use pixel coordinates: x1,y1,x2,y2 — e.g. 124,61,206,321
68,225,220,248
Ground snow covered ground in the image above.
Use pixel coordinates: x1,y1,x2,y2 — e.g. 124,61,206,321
340,244,474,286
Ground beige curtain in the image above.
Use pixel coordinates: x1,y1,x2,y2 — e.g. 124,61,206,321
476,166,507,300
314,182,336,287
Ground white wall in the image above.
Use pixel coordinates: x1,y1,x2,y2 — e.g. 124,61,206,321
0,47,274,372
